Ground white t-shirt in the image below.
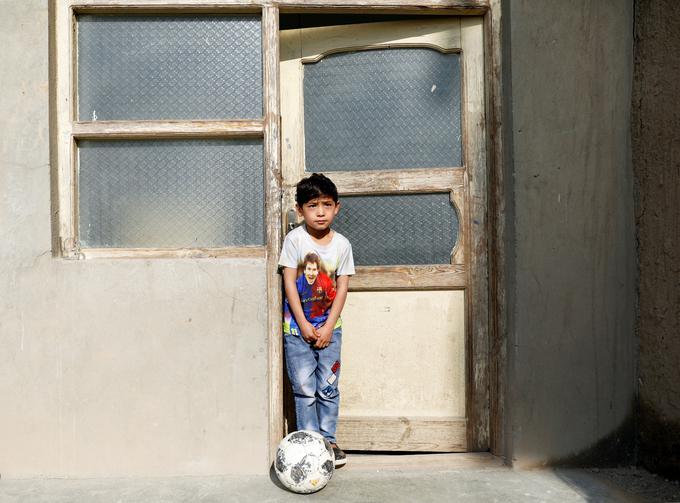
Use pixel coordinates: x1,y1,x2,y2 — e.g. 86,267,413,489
278,225,355,335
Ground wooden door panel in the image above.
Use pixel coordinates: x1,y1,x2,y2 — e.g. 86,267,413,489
349,264,467,291
342,291,465,417
337,416,466,452
339,290,466,451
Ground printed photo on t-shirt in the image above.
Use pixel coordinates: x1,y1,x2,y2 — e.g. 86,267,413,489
295,252,337,327
279,225,355,336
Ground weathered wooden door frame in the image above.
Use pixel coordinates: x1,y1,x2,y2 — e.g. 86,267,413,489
279,17,482,452
269,0,507,463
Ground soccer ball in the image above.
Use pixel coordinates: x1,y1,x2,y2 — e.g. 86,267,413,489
274,430,335,493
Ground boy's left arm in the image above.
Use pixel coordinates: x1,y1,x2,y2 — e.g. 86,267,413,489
314,275,349,349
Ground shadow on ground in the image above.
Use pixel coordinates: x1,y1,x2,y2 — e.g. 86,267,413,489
556,467,680,503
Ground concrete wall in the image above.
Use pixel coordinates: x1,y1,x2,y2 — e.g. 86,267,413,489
1,0,641,478
633,0,680,480
0,0,270,477
505,0,637,466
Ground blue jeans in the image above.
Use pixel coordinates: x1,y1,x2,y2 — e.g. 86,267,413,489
284,327,342,444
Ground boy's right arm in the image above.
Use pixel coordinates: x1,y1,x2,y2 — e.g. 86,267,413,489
282,267,318,344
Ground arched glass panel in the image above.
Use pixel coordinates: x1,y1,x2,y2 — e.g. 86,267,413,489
303,48,462,171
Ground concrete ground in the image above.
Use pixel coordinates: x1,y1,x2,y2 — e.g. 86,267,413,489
2,453,679,503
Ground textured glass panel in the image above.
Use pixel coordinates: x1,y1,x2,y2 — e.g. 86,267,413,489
331,193,458,265
77,15,262,120
304,48,461,171
78,139,263,248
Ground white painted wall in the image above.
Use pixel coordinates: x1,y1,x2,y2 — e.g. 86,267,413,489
0,0,270,477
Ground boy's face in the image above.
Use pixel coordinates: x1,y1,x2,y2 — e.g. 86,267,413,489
297,195,340,233
303,262,318,285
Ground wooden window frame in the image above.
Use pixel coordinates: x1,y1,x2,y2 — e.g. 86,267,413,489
334,166,468,292
51,0,505,466
54,1,272,261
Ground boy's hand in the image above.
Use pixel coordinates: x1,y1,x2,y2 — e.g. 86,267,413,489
300,322,318,344
314,324,333,349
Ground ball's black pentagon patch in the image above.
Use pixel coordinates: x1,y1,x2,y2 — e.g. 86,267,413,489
290,461,307,484
275,450,287,473
321,459,334,476
289,431,311,444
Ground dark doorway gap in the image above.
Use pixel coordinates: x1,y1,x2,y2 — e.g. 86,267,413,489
280,14,447,30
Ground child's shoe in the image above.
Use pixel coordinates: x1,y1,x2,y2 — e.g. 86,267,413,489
332,444,347,468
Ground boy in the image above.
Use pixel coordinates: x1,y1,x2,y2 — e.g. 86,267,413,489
278,173,355,468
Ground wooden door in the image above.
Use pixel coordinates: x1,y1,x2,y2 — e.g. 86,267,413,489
280,17,488,452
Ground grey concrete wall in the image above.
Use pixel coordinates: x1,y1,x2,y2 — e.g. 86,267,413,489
505,0,637,466
633,0,680,480
0,1,270,477
1,0,641,478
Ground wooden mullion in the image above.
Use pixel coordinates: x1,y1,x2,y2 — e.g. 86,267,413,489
350,264,467,291
486,0,506,459
262,4,283,467
461,16,489,452
327,167,465,195
72,120,264,140
54,1,77,256
70,0,262,13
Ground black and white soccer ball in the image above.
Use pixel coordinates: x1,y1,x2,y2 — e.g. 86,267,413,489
274,430,335,493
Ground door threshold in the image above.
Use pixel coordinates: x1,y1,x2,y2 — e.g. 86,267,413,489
342,452,505,472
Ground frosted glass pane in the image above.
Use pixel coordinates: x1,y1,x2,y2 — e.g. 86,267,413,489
77,15,262,120
78,139,263,248
332,193,458,265
304,48,462,171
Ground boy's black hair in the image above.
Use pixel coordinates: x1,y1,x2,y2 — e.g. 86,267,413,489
296,173,338,206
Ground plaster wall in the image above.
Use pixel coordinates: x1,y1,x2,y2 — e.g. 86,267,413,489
1,0,641,478
505,0,637,466
0,0,270,477
633,0,680,480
